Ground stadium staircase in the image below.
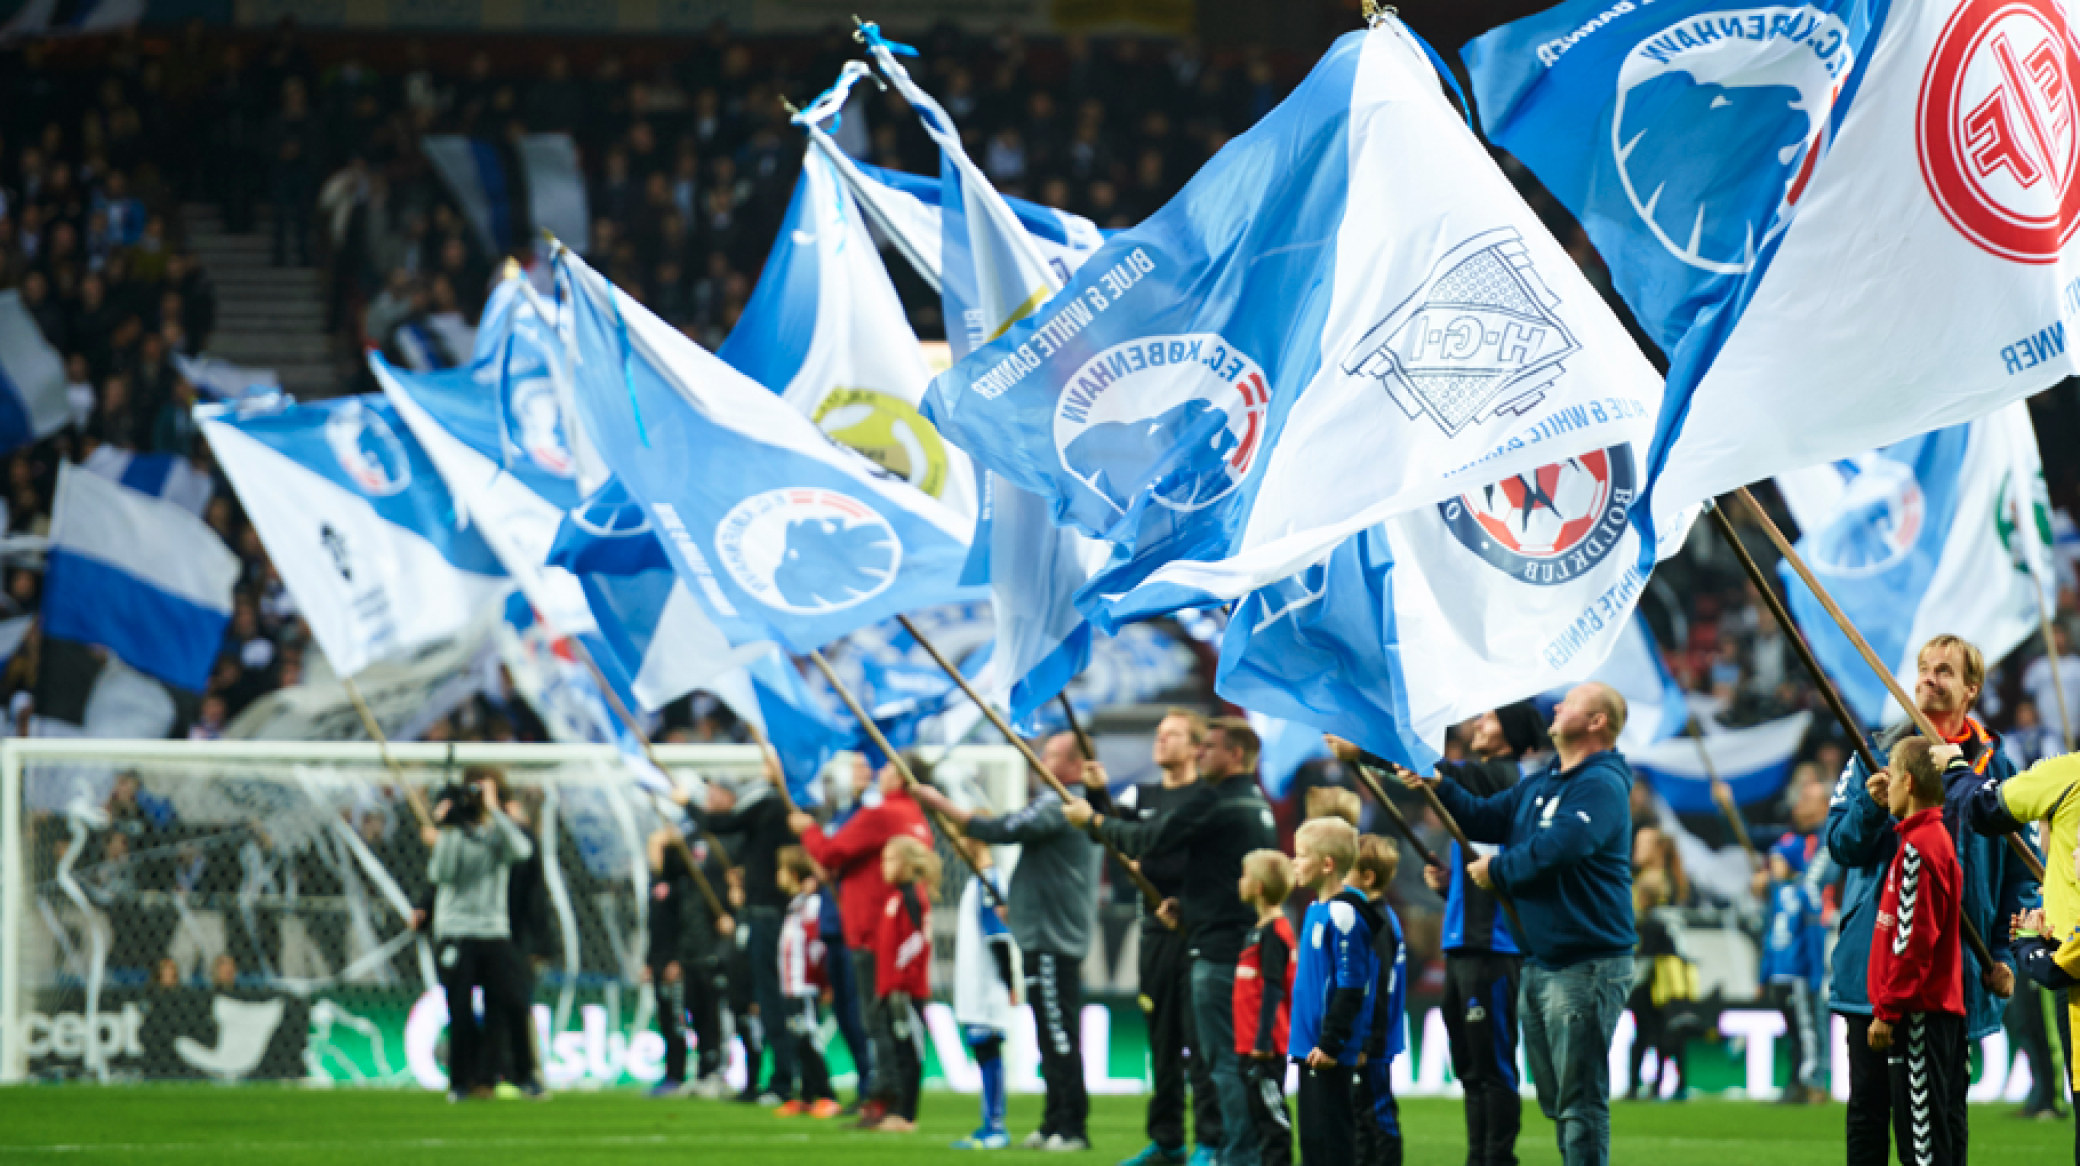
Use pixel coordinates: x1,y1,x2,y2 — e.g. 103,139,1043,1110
181,202,340,399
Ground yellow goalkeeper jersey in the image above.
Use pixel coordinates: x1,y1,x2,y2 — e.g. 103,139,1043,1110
2002,753,2080,932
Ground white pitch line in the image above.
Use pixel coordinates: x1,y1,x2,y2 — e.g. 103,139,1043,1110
0,1133,814,1156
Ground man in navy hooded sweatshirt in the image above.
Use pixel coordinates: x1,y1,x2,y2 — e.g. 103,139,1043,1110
1401,682,1635,1166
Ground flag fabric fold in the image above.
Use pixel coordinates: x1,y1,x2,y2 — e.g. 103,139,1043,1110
0,289,72,453
200,395,509,679
922,22,1668,632
43,462,238,691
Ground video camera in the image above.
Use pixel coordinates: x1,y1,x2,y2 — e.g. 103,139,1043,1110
433,780,483,828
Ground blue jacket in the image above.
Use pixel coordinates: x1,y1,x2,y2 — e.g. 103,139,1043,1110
1432,749,1636,969
1823,721,2039,1039
1759,878,1826,990
1288,888,1381,1065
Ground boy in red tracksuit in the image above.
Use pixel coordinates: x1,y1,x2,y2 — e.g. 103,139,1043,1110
871,834,940,1133
1234,849,1297,1166
1866,737,1966,1166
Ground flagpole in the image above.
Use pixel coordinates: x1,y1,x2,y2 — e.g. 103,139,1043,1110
1686,717,1761,866
1056,694,1098,763
1351,763,1443,870
892,615,1169,916
343,677,435,831
561,642,735,927
1735,488,2047,883
807,648,1005,910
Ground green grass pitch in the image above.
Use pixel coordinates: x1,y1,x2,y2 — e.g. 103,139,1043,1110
0,1088,2070,1164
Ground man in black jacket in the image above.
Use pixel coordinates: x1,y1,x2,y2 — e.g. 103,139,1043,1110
703,768,797,1104
1070,717,1278,1166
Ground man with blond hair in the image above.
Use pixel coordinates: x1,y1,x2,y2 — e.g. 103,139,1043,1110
1826,634,2036,1166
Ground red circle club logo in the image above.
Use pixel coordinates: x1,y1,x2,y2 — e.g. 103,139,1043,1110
1919,0,2080,263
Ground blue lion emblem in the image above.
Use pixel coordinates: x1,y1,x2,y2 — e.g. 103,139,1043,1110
1618,71,1811,268
772,516,897,610
1064,398,1236,513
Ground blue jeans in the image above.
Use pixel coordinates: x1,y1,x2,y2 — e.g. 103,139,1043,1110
1522,955,1632,1166
1190,958,1254,1166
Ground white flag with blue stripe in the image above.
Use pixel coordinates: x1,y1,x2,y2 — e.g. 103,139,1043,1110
1467,0,2080,524
924,21,1668,633
0,290,71,454
717,142,977,521
200,395,510,679
1775,402,2051,725
555,249,976,654
44,462,237,691
81,446,213,517
1630,711,1813,816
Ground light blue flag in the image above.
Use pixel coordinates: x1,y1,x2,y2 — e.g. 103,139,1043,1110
44,463,239,691
497,592,672,794
1774,403,2050,726
555,249,976,655
922,21,1665,633
200,395,509,678
1249,711,1332,801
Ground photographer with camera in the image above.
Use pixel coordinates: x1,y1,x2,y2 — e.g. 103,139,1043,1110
428,765,539,1101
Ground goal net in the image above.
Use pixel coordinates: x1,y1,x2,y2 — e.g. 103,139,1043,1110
0,738,1024,1088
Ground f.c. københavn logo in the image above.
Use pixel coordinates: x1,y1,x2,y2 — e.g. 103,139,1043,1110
715,488,901,615
1053,333,1267,516
1342,229,1579,438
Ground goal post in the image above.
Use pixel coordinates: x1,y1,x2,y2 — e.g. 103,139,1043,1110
0,737,1025,1086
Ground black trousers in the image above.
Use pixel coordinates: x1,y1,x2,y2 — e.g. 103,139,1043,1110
1027,949,1090,1139
1844,1011,1972,1166
1444,953,1522,1166
1241,1058,1292,1166
786,996,834,1102
747,907,794,1097
1297,1062,1357,1166
687,956,726,1079
653,960,688,1085
1887,1012,1968,1166
1143,924,1222,1151
438,936,533,1094
2008,982,2064,1114
877,993,925,1121
1356,1059,1404,1166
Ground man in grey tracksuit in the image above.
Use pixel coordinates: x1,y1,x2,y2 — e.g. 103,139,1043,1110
430,767,537,1099
916,733,1104,1150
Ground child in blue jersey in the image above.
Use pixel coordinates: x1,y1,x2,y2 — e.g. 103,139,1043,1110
1351,835,1407,1166
1759,835,1827,1103
1287,817,1384,1166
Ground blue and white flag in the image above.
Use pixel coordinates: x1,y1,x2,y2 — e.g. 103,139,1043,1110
924,22,1667,632
555,249,977,654
795,62,1107,293
43,462,238,691
496,593,669,794
372,279,599,640
1,0,141,40
174,353,279,402
201,395,510,679
1775,402,2051,725
720,651,849,806
0,289,71,453
717,143,977,520
1630,711,1812,815
1467,0,2080,521
1249,711,1332,801
422,134,590,258
81,446,212,517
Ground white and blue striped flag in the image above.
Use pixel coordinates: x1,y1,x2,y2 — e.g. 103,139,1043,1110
43,462,238,691
422,134,590,258
0,290,71,453
81,446,213,517
199,395,511,679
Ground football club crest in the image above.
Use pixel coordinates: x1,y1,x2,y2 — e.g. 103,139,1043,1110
1052,333,1268,516
1612,6,1856,274
1994,464,2053,576
715,488,901,614
1807,455,1925,577
1919,0,2080,263
1440,444,1635,585
323,401,411,497
502,376,576,478
812,389,953,499
1343,229,1579,437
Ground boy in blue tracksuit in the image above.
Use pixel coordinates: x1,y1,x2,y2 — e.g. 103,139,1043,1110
1824,637,2040,1166
1287,816,1382,1166
1759,836,1827,1102
1352,835,1407,1166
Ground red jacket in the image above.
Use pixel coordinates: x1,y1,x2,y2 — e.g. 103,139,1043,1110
1868,807,1964,1023
799,790,933,951
1234,915,1296,1056
875,883,932,1000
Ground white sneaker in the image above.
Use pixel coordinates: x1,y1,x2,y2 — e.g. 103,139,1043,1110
1021,1130,1052,1150
1044,1134,1092,1152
